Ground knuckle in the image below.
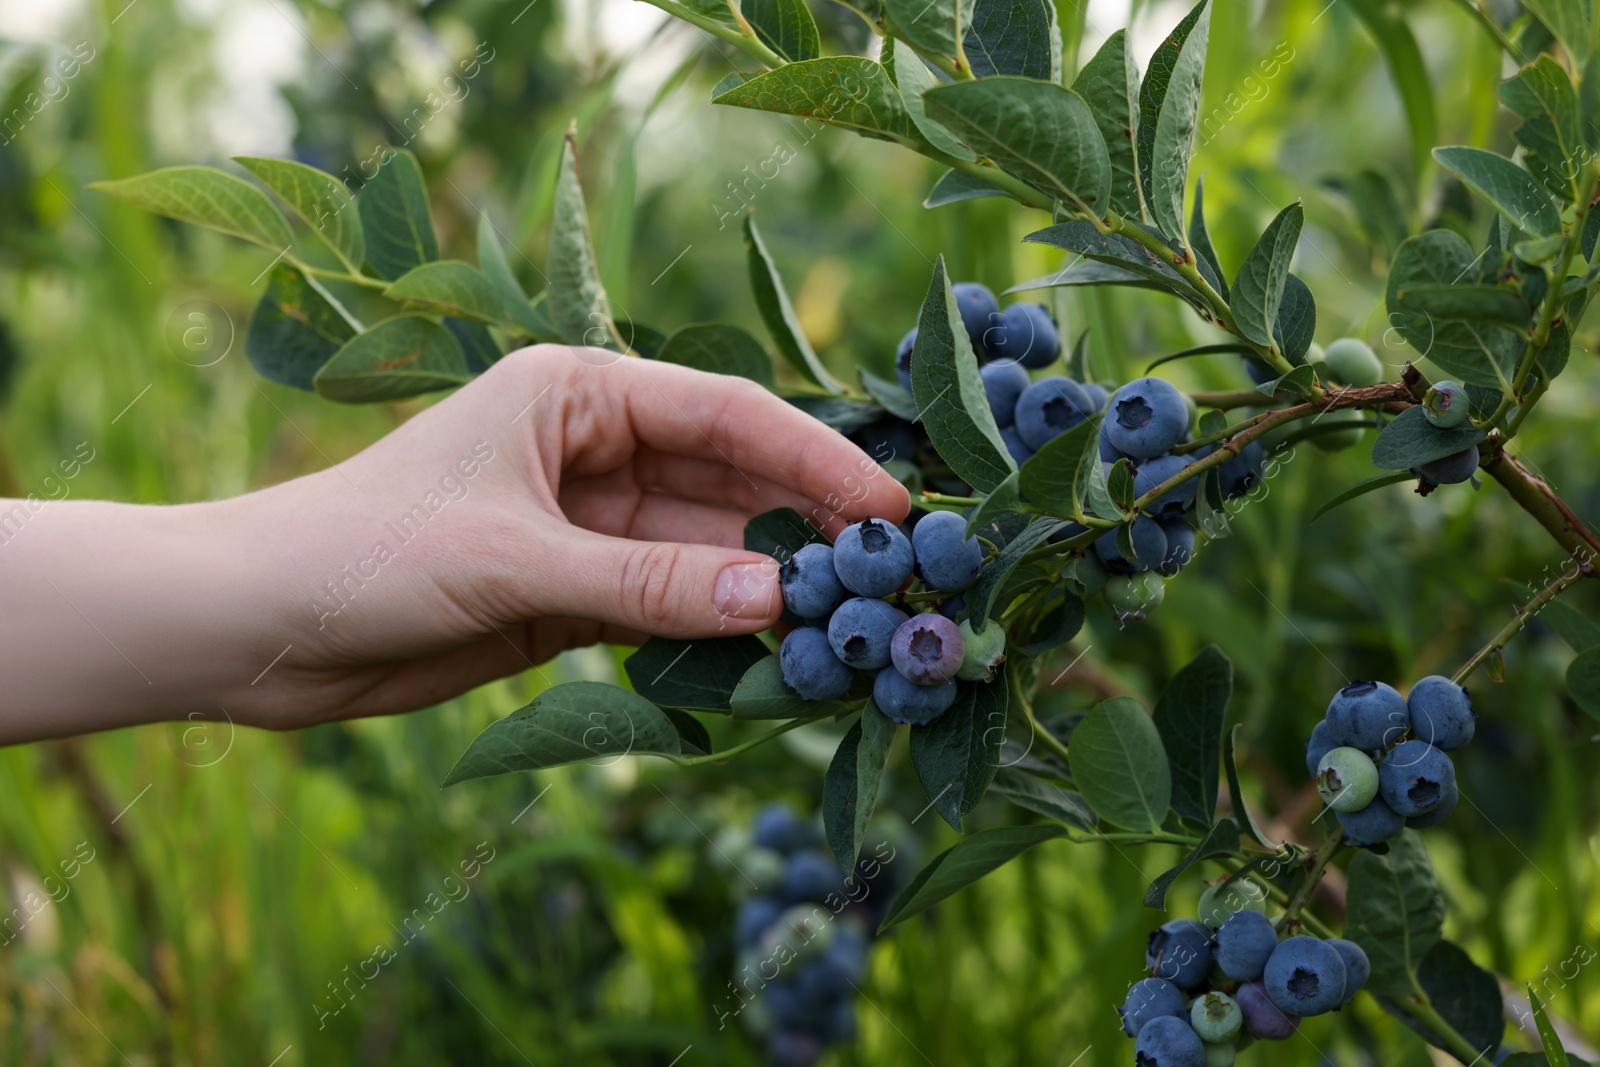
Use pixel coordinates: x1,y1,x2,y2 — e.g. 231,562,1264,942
621,541,683,628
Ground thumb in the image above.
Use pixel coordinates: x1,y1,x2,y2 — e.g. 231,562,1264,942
547,529,782,638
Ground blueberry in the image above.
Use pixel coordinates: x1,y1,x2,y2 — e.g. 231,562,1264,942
780,627,855,701
1378,739,1456,818
1414,446,1479,486
767,1029,824,1067
1316,746,1381,812
1334,795,1405,846
827,597,908,670
952,282,1001,353
1263,935,1346,1016
1095,518,1169,575
1013,376,1093,451
1105,377,1190,459
1119,977,1187,1037
1190,991,1242,1043
779,543,847,620
1423,380,1469,429
1305,718,1338,778
751,803,814,856
1320,337,1384,386
1133,1014,1206,1067
821,1000,857,1043
894,327,918,392
937,594,966,621
1106,572,1166,620
1326,680,1410,753
782,853,844,906
1407,675,1475,750
1405,778,1459,828
1156,519,1196,577
849,417,919,467
1197,880,1267,929
1213,909,1279,982
956,618,1007,681
985,302,1060,368
872,667,958,724
1081,382,1110,411
765,984,812,1031
890,613,965,685
1236,980,1300,1040
980,359,1031,428
912,510,985,592
1220,441,1266,499
1100,428,1130,463
1135,453,1199,516
1001,427,1035,464
1326,939,1370,1005
737,895,783,946
833,518,916,597
1146,918,1214,991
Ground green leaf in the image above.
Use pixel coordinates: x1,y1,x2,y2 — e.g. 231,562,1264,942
313,315,471,403
1072,29,1142,220
549,124,619,349
743,0,821,61
1012,593,1084,657
822,708,894,877
1143,817,1239,910
1231,201,1303,350
909,675,1008,832
1336,167,1411,261
924,168,1013,208
1017,415,1099,517
730,655,851,719
1079,439,1121,520
923,78,1110,215
883,0,973,62
623,636,770,713
1434,146,1563,238
446,319,501,376
88,165,293,251
477,212,557,339
744,214,845,393
743,507,828,561
662,708,711,757
1151,646,1231,829
245,264,359,391
911,256,1016,493
966,471,1021,539
1274,273,1317,364
1566,646,1600,721
1108,459,1136,510
1024,221,1208,308
1345,830,1446,997
1311,472,1415,521
655,324,776,388
1408,940,1504,1061
1386,231,1525,388
1136,0,1211,240
1345,0,1437,182
443,681,681,785
1391,284,1532,330
356,150,439,280
1527,985,1574,1067
1224,724,1276,849
1189,176,1228,300
1522,0,1590,63
234,156,364,271
889,40,978,163
1067,697,1172,833
1501,55,1584,203
714,57,920,145
383,261,510,326
965,0,1059,80
987,767,1096,830
1542,598,1600,652
1370,406,1487,471
968,517,1066,627
878,823,1067,931
859,369,920,423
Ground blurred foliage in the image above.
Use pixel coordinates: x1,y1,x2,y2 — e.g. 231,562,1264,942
0,0,1596,1064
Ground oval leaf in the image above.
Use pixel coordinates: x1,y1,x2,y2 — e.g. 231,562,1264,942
1567,646,1600,721
1434,146,1562,238
623,635,771,713
477,212,558,339
1151,646,1231,829
1345,830,1446,996
245,264,360,391
356,149,439,281
1370,406,1486,471
744,214,845,393
1232,201,1303,349
655,324,777,388
909,675,1008,832
1067,696,1172,833
878,823,1067,931
1072,29,1142,219
313,315,471,403
234,156,364,271
1137,0,1211,240
384,261,511,326
88,165,293,251
549,123,621,350
713,57,919,145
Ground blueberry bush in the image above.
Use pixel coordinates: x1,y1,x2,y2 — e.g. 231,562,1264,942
85,0,1600,1062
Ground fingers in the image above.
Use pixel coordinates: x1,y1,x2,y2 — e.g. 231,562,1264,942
559,479,751,548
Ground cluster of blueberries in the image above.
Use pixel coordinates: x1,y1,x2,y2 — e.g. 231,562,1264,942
1307,676,1475,845
724,805,892,1067
1120,898,1371,1065
777,510,1004,723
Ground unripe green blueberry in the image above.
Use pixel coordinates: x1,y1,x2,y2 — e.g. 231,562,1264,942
1183,391,1200,431
1423,380,1469,429
1191,991,1243,1043
1204,1039,1238,1067
1069,551,1108,598
956,618,1007,681
1321,338,1384,386
1316,746,1380,812
1105,572,1165,620
1197,879,1269,929
1311,423,1365,452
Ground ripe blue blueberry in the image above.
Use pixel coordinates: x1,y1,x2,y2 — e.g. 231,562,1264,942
1263,935,1347,1016
1326,680,1410,753
780,627,855,701
780,543,847,620
1213,909,1279,982
1133,1015,1206,1067
764,983,811,1030
1157,519,1195,577
1326,938,1370,1005
1423,380,1469,428
782,852,843,905
1013,376,1093,451
1236,980,1300,1040
952,282,1001,353
1305,718,1338,778
937,594,966,621
833,519,915,597
985,302,1059,368
1001,427,1035,464
737,895,783,946
1407,675,1475,750
767,1030,824,1067
890,613,965,685
1220,441,1266,499
827,597,908,671
1119,977,1187,1037
956,618,1006,681
1316,746,1381,812
1081,382,1110,412
980,359,1031,428
1096,518,1169,575
1190,991,1242,1043
894,328,918,393
872,667,958,724
1378,739,1457,818
1414,446,1479,486
1335,795,1405,846
1136,453,1199,517
849,417,919,467
913,510,984,592
1105,377,1190,459
1146,918,1214,991
753,803,814,854
1100,428,1130,463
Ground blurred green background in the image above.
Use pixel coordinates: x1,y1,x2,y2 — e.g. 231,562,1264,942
0,0,1596,1063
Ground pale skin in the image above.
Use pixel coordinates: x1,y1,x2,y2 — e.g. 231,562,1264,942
0,345,910,745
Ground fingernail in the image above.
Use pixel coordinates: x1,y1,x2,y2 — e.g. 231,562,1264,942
714,561,779,619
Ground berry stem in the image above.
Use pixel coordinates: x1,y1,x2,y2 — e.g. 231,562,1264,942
1010,668,1074,767
1446,0,1525,59
673,713,835,767
1274,832,1345,934
297,262,389,291
1451,564,1587,685
919,492,984,508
